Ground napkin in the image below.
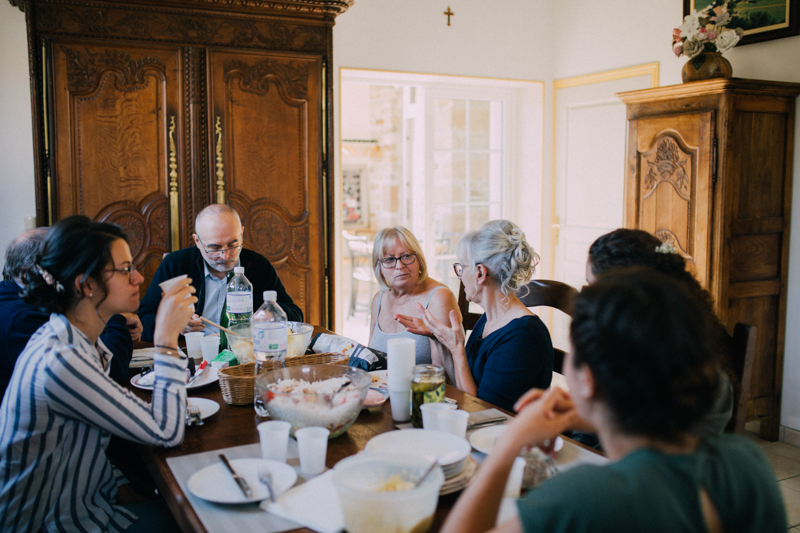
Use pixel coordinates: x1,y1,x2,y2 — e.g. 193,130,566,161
468,408,510,426
261,470,345,533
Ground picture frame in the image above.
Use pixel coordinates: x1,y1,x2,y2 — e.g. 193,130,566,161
342,166,368,228
684,0,799,46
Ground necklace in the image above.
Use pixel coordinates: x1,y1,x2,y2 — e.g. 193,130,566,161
484,305,514,333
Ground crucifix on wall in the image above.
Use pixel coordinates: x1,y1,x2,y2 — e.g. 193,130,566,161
444,6,454,26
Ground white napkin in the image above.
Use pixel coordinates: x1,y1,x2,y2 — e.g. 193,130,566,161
261,470,345,533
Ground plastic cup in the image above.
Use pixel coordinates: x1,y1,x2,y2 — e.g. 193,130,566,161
183,332,204,362
420,402,456,431
295,426,330,476
438,409,470,439
387,338,416,391
257,420,291,463
200,335,220,363
389,389,411,422
158,274,194,312
504,457,527,498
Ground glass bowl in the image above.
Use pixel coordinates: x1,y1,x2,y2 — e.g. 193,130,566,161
287,322,314,359
255,364,370,438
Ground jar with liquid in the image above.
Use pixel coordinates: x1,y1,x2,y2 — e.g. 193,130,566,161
410,364,445,428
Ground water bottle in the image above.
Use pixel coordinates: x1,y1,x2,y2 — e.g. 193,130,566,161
226,266,253,328
252,290,287,416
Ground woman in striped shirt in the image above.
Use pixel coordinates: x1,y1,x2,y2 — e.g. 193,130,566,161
0,215,197,532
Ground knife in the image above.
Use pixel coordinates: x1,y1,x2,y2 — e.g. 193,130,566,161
467,416,508,430
219,454,253,499
187,360,208,387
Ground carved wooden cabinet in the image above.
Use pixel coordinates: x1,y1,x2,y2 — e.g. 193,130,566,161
618,78,800,440
14,0,352,327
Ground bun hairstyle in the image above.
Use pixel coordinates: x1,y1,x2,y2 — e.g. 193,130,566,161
23,216,128,315
457,219,539,297
570,267,719,442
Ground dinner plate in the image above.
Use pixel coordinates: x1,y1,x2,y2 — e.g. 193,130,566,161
363,388,388,408
187,458,297,504
130,368,219,390
368,370,388,391
439,456,478,495
469,426,563,456
188,397,220,420
365,429,471,468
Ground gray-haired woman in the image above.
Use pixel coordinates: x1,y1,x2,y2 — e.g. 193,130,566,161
399,220,553,411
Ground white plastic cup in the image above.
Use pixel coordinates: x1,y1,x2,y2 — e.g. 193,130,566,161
295,426,330,476
438,409,470,439
504,457,527,498
158,274,195,312
420,402,456,431
389,389,411,422
257,420,291,463
387,338,416,391
183,332,205,362
200,335,220,363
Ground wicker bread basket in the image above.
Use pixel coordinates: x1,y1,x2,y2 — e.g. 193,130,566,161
217,352,349,405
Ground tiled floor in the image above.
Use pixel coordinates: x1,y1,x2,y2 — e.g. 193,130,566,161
744,431,800,530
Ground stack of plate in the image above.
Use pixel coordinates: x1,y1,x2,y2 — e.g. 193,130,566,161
365,429,476,495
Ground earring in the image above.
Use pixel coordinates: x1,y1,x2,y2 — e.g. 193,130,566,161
89,293,93,297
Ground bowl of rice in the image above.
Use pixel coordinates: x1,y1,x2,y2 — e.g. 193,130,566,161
287,322,314,359
255,364,371,438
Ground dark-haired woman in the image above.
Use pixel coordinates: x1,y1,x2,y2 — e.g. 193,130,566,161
586,228,733,436
0,216,196,532
441,268,785,533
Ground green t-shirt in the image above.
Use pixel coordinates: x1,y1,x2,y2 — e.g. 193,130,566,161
517,434,785,532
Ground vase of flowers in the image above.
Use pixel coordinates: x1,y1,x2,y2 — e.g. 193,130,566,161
673,1,743,83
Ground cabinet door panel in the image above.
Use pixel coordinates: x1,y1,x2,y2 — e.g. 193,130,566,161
630,112,714,287
50,40,186,291
208,50,323,324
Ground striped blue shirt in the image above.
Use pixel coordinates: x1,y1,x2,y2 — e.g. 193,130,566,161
0,314,188,532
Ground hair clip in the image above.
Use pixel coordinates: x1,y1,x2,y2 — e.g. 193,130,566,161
655,243,678,255
35,264,65,293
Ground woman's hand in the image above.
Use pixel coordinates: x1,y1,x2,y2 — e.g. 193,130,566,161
153,277,197,348
415,304,464,354
503,387,578,452
120,312,143,342
393,313,434,338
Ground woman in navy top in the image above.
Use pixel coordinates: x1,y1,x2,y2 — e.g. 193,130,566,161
403,220,553,411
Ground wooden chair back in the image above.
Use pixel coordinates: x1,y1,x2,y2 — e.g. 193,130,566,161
725,323,757,434
457,282,482,333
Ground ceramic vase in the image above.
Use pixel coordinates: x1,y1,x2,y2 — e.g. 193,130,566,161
682,52,733,83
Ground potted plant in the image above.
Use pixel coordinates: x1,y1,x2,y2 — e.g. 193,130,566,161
673,0,744,82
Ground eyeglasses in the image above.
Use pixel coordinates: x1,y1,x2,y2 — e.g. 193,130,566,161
453,263,464,278
378,253,417,269
196,234,243,257
105,265,138,284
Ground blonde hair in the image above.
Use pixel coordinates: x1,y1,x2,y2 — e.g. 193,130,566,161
372,226,428,291
457,219,539,297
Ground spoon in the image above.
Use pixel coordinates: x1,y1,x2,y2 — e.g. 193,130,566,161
326,378,351,404
413,459,438,488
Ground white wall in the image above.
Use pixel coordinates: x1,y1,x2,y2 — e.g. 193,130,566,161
0,8,37,271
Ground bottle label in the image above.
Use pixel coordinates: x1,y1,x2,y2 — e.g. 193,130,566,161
254,323,287,352
227,292,253,314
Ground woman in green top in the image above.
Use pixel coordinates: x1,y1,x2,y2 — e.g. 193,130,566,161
441,267,786,533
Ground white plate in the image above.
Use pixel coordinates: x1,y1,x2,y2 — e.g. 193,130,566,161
365,429,471,467
469,426,563,456
130,368,219,390
187,458,297,504
363,389,388,408
368,370,388,391
188,397,219,420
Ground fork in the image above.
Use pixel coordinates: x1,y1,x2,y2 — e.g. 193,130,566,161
259,469,276,503
187,404,203,426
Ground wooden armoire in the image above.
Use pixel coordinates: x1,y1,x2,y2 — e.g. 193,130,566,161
11,0,352,328
618,78,800,440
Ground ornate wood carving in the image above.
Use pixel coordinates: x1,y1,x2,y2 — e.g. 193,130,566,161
62,46,166,92
642,135,691,200
653,229,689,256
251,208,291,258
224,57,310,100
14,0,352,15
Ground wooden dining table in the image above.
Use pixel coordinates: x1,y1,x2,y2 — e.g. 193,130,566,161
126,330,602,533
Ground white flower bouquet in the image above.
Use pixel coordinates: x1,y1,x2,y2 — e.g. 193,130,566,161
673,0,744,58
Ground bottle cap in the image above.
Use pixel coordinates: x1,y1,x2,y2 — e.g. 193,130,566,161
234,266,244,274
264,290,277,301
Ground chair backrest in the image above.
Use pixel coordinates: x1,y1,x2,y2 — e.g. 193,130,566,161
518,279,579,316
457,282,482,333
725,323,757,434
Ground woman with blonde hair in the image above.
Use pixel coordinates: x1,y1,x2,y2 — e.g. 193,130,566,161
400,220,553,411
368,226,461,368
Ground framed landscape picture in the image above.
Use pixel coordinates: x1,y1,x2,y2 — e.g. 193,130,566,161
685,0,799,45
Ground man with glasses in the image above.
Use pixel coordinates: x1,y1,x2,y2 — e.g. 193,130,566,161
0,227,140,399
138,204,302,341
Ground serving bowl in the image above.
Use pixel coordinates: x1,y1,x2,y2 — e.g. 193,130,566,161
333,453,445,533
287,322,314,358
255,364,370,438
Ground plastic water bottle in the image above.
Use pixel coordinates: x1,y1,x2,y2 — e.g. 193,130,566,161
226,266,253,328
252,290,287,416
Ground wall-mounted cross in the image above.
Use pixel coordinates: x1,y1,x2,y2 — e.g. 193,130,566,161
444,6,454,26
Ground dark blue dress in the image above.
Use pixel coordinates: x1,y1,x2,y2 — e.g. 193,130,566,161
465,314,553,411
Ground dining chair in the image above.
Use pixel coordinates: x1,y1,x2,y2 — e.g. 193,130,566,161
342,230,374,321
457,282,481,333
518,280,579,374
725,323,757,434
